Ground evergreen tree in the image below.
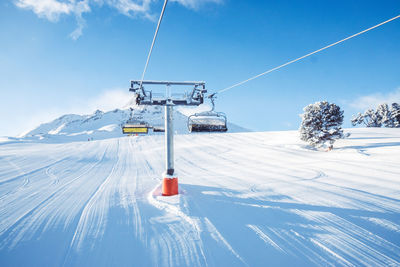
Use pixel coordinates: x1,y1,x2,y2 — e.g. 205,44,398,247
351,112,365,127
364,109,382,127
300,101,344,149
351,108,381,127
352,102,400,128
376,103,393,127
390,103,400,128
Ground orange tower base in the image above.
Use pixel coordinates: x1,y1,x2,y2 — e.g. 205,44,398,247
162,177,178,196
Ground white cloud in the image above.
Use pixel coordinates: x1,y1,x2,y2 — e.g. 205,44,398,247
171,0,222,9
87,88,133,111
349,88,400,110
100,0,152,16
11,89,132,137
15,0,74,22
15,0,91,40
0,87,133,137
14,0,221,40
70,0,91,40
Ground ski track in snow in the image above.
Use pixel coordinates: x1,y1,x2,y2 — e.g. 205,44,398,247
0,128,400,266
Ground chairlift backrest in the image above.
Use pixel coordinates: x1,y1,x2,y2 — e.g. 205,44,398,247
187,95,228,132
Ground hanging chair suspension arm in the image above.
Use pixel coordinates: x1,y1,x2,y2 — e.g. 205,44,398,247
128,107,133,120
208,93,216,112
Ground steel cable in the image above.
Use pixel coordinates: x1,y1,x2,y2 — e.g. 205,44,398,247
139,0,169,95
216,14,400,95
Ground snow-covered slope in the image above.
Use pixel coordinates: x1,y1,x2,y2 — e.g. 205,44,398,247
20,106,248,142
1,128,400,266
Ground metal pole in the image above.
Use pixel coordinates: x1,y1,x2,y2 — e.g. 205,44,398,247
165,104,174,175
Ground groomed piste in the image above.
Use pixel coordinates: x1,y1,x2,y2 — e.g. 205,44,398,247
0,128,400,266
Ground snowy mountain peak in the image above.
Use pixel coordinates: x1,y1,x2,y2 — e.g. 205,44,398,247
21,105,249,142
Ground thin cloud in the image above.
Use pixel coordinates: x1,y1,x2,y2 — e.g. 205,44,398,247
171,0,222,9
99,0,152,16
349,88,400,110
70,0,91,40
14,0,221,40
15,0,75,22
87,88,133,112
13,89,132,137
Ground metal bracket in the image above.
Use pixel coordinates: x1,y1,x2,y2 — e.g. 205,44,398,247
130,80,206,106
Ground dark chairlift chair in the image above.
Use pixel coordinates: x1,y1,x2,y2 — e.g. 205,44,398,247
188,94,227,132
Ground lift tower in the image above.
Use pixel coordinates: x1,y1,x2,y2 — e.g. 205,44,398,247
130,80,206,196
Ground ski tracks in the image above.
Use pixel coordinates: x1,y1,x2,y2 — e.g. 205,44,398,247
69,139,122,251
0,141,113,248
1,131,400,266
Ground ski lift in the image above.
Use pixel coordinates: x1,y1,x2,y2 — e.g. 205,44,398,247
122,123,149,134
122,109,149,134
153,126,165,132
188,94,227,132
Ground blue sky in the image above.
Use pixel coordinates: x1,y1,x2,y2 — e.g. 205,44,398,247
1,0,400,136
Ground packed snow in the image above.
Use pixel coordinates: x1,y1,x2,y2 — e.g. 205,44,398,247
0,128,400,266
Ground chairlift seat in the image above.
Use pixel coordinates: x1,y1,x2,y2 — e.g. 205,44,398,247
188,113,227,133
122,124,149,134
189,123,227,132
153,126,165,132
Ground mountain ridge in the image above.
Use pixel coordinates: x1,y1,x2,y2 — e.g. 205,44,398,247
21,105,249,142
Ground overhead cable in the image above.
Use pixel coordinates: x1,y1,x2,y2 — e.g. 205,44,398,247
139,0,169,95
216,14,400,95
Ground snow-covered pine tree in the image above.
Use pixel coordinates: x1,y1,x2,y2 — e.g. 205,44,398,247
300,101,344,149
390,103,400,128
364,109,382,127
351,108,381,127
351,112,365,126
376,103,393,127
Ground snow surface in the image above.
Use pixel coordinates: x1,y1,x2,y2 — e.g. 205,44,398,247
1,128,400,266
19,106,248,143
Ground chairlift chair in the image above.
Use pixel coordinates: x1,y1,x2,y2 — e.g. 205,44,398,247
188,94,227,132
122,110,149,134
122,123,149,134
153,126,165,132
